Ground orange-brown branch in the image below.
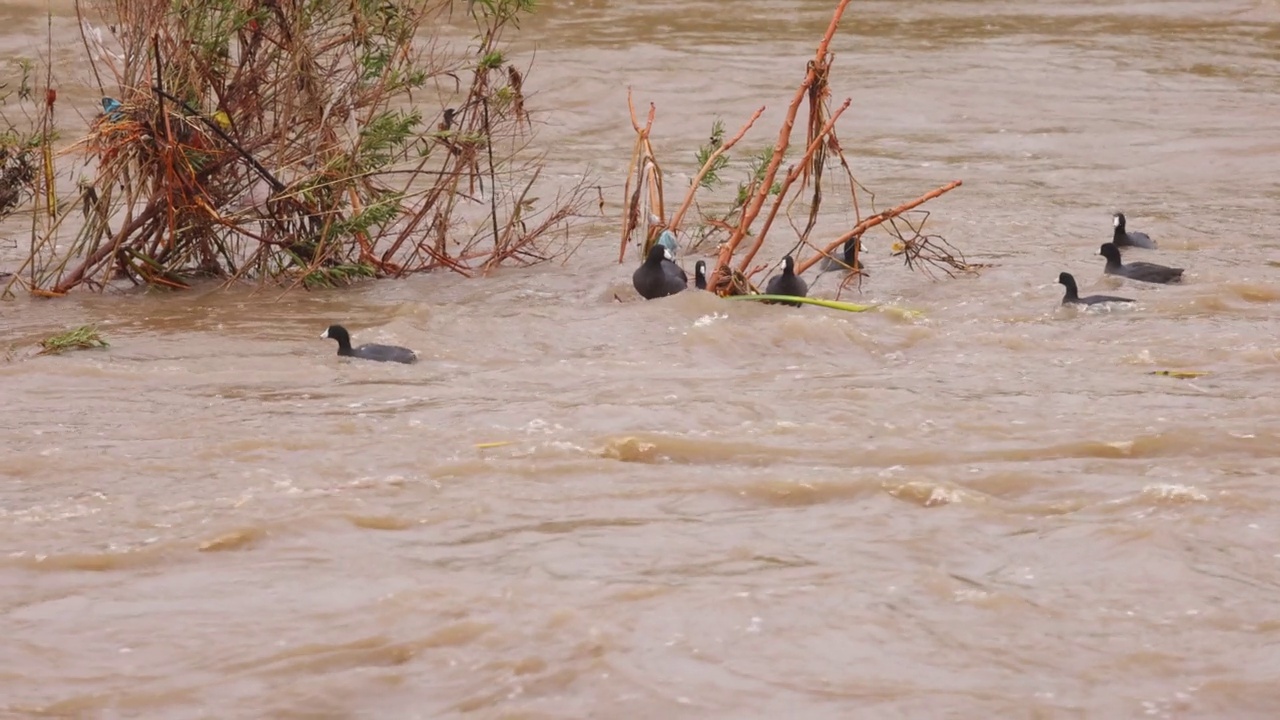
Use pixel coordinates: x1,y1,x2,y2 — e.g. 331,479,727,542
734,97,852,273
714,0,853,272
668,105,765,234
795,179,963,276
619,88,658,263
626,87,655,135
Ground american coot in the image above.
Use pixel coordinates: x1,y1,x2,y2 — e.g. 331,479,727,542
1099,243,1183,284
633,243,688,300
694,260,708,290
1113,213,1156,249
1058,272,1135,306
820,237,864,272
764,255,809,306
320,325,418,364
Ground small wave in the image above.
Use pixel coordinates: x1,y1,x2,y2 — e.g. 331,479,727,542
885,480,990,508
735,477,880,508
1141,483,1210,504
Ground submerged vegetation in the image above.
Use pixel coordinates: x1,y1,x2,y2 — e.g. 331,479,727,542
38,324,109,354
1,0,592,297
619,0,974,298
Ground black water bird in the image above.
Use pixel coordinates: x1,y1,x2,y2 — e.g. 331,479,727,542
320,325,418,364
1058,272,1135,306
820,237,864,272
1113,213,1156,249
694,260,708,290
632,243,688,300
764,255,809,306
1099,243,1183,284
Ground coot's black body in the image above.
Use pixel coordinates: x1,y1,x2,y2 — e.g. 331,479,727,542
1112,213,1156,249
1057,272,1135,306
320,325,418,364
764,255,809,306
633,244,688,300
1099,243,1183,284
820,237,864,272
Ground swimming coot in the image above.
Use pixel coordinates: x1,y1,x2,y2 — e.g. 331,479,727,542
694,260,708,290
1099,243,1183,284
764,255,809,306
1058,272,1135,306
320,325,418,364
632,243,688,300
1113,213,1156,249
820,237,864,272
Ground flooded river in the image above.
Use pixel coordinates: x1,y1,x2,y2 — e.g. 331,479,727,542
5,0,1280,717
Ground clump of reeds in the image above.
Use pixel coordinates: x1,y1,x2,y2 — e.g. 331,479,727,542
0,61,40,223
3,0,592,297
0,135,37,221
619,0,975,298
38,324,109,355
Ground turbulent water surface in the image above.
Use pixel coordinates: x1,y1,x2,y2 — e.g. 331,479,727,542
5,0,1280,717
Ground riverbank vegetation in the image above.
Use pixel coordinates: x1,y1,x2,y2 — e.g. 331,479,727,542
1,0,592,297
619,0,973,297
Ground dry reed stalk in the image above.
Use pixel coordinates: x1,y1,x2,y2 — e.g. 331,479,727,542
618,90,661,263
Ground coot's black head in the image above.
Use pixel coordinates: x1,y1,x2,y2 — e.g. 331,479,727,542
321,324,352,350
1099,242,1122,263
1057,272,1075,287
645,243,667,264
695,260,707,289
782,255,796,274
1113,213,1126,230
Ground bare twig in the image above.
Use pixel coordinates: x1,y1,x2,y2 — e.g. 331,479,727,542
714,0,854,272
733,97,851,276
668,105,765,234
796,179,963,275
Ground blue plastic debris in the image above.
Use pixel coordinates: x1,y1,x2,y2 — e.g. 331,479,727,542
100,97,124,121
657,229,678,256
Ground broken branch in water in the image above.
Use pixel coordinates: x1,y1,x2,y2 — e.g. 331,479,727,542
618,89,662,263
795,179,964,275
886,209,986,279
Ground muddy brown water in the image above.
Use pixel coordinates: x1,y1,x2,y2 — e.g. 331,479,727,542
4,1,1280,717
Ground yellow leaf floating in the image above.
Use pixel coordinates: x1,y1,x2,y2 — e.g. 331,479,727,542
474,440,515,449
724,294,922,320
1149,370,1210,379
